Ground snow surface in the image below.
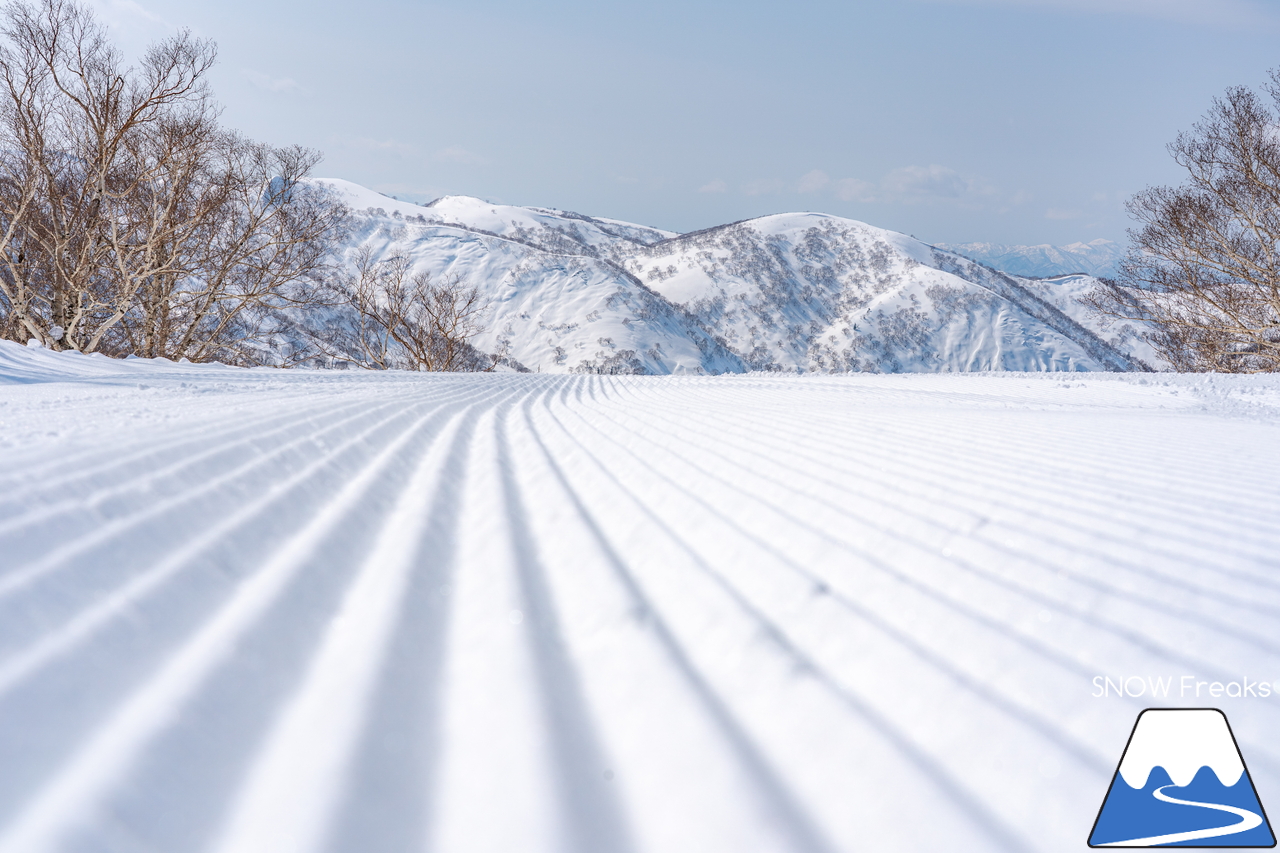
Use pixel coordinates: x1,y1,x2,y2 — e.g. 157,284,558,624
2,342,1280,853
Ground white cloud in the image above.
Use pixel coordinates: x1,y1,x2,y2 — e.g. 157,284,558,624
84,0,175,60
834,178,877,202
713,164,996,207
435,146,488,166
797,170,830,193
244,70,303,94
348,137,416,156
881,164,975,200
831,165,994,206
743,178,786,196
87,0,166,28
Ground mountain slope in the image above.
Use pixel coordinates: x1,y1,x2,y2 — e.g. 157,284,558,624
620,215,1144,372
319,181,742,375
314,180,1154,374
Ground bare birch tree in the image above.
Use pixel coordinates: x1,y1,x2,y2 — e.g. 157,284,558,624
334,245,491,371
116,138,348,362
0,0,348,362
1086,70,1280,372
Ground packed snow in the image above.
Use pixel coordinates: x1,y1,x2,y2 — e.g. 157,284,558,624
2,342,1279,853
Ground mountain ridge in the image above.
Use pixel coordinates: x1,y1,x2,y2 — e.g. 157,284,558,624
306,180,1156,374
935,238,1125,279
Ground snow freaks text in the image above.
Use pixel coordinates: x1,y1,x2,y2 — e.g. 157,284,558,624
1092,676,1279,699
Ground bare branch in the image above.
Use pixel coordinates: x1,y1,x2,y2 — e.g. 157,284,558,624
328,246,492,372
1089,75,1280,372
0,0,347,363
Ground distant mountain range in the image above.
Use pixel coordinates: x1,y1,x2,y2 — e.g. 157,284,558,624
299,181,1157,374
933,239,1125,279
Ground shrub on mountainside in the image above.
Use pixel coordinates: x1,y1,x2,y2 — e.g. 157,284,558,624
0,0,348,363
1086,71,1280,372
319,245,493,372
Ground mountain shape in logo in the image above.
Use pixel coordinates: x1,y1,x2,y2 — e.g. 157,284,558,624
1089,708,1275,847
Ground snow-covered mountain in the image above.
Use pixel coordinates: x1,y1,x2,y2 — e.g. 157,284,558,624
616,218,1150,373
934,239,1125,279
310,182,740,375
315,181,1154,373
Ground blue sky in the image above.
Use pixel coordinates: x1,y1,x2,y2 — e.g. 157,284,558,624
95,0,1280,245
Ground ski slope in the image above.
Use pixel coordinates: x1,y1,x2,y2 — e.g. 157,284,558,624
2,341,1280,853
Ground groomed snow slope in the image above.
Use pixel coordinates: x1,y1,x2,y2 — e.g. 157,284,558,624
2,343,1279,853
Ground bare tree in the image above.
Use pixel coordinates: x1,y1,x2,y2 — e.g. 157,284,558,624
116,138,348,362
1086,70,1280,372
334,245,492,371
0,0,348,362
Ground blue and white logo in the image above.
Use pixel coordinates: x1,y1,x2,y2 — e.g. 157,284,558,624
1089,708,1275,847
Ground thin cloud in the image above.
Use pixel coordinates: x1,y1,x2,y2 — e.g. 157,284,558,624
834,178,877,203
834,165,995,206
85,0,176,58
797,170,830,193
911,0,1277,28
717,164,996,207
882,165,975,200
348,137,416,156
244,70,303,94
87,0,167,27
742,178,786,196
435,146,488,166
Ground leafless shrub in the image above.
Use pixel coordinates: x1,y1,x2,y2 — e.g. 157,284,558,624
1086,70,1280,372
329,245,491,372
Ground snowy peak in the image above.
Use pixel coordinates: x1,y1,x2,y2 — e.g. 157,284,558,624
318,178,438,220
318,179,674,252
1118,709,1245,789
